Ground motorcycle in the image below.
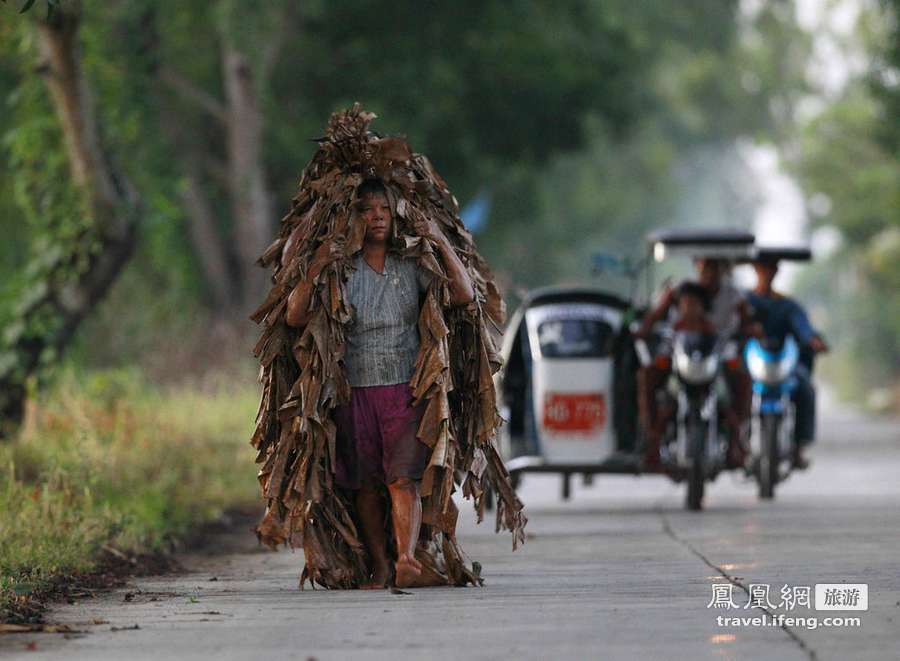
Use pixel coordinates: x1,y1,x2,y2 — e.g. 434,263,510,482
744,334,800,499
636,329,734,510
493,228,757,512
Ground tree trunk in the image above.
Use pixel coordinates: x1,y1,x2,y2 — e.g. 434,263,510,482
222,44,273,312
179,161,235,311
153,71,236,312
149,3,287,319
0,8,141,434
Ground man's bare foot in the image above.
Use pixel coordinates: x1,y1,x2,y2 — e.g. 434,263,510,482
360,563,390,589
396,557,448,588
394,554,423,588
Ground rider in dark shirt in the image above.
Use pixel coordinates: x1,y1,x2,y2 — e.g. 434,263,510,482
745,293,816,348
747,257,828,468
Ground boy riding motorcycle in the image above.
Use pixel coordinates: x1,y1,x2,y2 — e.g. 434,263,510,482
636,258,760,471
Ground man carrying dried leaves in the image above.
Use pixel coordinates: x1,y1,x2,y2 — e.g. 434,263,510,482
285,178,474,587
250,105,525,591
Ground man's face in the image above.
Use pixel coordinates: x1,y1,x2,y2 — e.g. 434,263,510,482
695,258,722,289
678,294,706,323
753,261,778,287
359,192,392,243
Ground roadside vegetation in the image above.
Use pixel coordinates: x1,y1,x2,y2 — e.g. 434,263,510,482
0,367,259,622
0,0,896,626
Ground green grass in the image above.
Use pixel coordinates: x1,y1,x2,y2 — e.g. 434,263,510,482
0,367,260,620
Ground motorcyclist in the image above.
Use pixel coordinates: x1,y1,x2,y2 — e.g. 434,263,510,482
636,258,759,471
746,256,828,469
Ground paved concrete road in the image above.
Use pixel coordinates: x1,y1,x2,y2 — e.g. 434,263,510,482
4,406,898,661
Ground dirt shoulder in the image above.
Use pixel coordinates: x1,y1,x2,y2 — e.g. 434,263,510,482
1,506,262,631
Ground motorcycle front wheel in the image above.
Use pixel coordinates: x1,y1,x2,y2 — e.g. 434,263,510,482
758,413,780,499
686,413,706,511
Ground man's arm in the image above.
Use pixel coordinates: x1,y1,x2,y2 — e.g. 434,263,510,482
285,280,315,328
737,298,764,338
434,239,475,305
414,218,475,305
284,240,343,328
637,285,675,337
787,299,828,352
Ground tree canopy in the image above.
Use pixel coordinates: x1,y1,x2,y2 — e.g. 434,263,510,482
1,0,896,423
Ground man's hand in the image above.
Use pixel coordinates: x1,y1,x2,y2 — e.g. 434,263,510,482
413,216,473,304
636,284,676,339
747,322,765,339
286,237,345,328
809,335,829,353
413,217,446,244
632,326,651,341
308,236,345,279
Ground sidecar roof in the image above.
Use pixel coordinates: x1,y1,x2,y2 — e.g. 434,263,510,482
647,228,755,261
751,245,813,262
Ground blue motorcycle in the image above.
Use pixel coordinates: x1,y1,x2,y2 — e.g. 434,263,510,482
744,335,800,499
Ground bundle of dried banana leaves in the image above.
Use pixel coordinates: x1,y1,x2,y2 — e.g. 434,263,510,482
250,104,526,589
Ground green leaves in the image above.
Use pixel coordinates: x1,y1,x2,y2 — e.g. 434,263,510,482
0,0,59,19
784,3,900,398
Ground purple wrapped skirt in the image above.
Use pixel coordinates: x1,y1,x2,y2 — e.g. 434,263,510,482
333,382,429,489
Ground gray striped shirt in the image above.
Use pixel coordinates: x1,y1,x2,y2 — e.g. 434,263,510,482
344,252,432,387
709,281,744,339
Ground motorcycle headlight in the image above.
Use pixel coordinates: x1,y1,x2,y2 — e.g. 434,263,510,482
745,339,798,385
674,346,718,384
746,348,768,382
769,359,792,384
779,340,799,379
757,358,789,385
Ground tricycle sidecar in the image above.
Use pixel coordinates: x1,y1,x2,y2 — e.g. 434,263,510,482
494,286,642,499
